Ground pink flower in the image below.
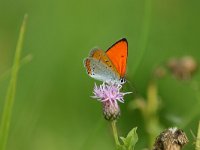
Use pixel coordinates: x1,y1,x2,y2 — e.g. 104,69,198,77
92,83,131,120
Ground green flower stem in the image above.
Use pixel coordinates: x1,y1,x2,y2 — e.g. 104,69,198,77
145,81,163,148
196,121,200,150
0,14,28,150
111,120,120,148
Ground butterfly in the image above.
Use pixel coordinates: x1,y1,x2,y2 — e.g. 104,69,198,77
84,38,128,84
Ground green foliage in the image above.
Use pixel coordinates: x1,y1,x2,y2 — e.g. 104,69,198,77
119,127,138,150
0,0,200,150
130,81,163,148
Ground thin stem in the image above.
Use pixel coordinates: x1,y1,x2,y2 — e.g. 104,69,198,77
0,54,32,82
111,120,120,148
196,121,200,150
0,14,28,150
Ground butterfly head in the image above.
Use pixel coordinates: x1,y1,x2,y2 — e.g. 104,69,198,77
119,77,126,84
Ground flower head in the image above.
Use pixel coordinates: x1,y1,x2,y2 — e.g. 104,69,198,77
92,82,131,120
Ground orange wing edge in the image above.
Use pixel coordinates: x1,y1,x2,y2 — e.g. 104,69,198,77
83,58,92,75
106,38,128,54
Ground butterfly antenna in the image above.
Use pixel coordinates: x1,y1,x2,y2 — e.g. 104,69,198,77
125,79,137,95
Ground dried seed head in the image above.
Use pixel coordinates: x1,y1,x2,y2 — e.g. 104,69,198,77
167,56,198,80
153,127,189,150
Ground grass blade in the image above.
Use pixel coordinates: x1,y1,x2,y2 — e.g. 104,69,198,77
0,14,28,150
196,121,200,150
0,54,32,83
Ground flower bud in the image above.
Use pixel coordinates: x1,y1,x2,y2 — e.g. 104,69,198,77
103,101,120,121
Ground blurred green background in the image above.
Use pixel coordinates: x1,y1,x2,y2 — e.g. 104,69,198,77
0,0,200,149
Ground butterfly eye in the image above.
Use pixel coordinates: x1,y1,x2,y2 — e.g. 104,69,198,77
120,78,126,84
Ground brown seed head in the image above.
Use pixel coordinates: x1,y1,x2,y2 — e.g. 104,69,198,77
153,127,188,150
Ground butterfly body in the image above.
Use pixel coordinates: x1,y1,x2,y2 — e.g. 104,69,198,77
84,38,128,84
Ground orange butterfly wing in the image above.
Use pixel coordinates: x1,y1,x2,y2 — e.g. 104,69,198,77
106,38,128,77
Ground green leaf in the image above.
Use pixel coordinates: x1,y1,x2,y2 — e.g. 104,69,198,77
120,127,138,150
